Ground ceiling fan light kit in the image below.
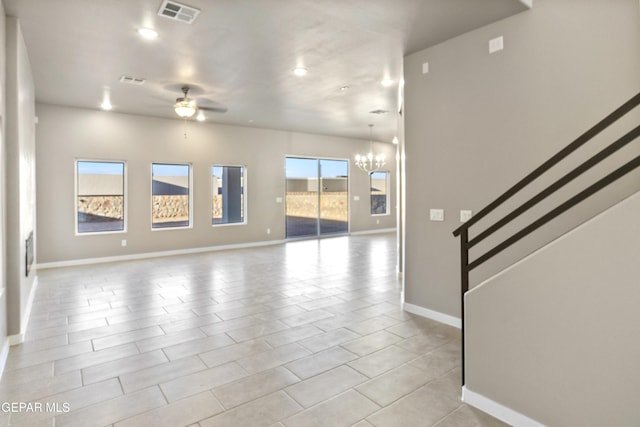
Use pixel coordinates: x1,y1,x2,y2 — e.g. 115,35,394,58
174,86,197,118
172,85,227,119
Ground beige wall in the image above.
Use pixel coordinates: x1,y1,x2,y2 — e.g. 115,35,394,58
35,104,397,264
403,0,640,318
6,16,37,337
466,190,640,425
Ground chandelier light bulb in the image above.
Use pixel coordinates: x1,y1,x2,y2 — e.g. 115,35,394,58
354,124,386,173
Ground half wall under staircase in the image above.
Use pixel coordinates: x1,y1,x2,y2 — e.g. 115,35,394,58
464,188,640,426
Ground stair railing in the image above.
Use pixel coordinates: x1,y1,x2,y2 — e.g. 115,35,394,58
452,92,640,386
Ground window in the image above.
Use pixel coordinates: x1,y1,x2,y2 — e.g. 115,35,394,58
212,165,246,225
76,160,125,234
370,171,389,215
152,163,191,229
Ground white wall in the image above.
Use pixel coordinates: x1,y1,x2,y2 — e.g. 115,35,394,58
465,189,640,426
0,0,8,367
403,0,640,319
35,104,397,264
5,17,37,339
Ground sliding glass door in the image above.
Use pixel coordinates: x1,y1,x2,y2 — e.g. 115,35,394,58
319,159,349,235
285,157,349,238
285,157,319,238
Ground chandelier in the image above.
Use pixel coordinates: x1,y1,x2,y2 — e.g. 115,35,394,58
354,124,386,172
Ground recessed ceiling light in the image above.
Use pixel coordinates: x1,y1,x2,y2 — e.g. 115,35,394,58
340,86,349,91
293,67,307,77
381,78,394,87
100,100,113,111
138,28,159,40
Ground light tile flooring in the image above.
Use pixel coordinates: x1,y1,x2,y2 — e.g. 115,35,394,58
0,233,507,427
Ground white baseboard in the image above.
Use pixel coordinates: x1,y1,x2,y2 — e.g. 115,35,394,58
8,276,39,345
8,332,24,346
22,275,38,335
462,386,545,427
0,337,9,379
350,228,396,236
38,231,397,270
402,302,461,329
37,239,287,269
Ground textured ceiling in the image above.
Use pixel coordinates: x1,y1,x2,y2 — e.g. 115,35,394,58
4,0,529,142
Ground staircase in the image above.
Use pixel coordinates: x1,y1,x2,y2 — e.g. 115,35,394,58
453,92,640,426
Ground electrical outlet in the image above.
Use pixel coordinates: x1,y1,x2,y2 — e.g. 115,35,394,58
121,239,127,247
267,228,271,234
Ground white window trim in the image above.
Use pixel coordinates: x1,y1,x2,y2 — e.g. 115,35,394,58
151,162,193,231
75,159,128,236
370,170,390,216
211,164,248,227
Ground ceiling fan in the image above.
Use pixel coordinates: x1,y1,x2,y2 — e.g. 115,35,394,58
173,86,227,118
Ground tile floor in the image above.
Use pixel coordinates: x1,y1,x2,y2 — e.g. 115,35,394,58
0,233,507,427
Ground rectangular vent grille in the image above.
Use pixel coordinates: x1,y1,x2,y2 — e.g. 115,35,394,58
158,0,200,24
119,76,146,85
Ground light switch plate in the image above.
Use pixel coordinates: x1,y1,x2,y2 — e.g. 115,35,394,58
354,196,360,201
489,36,504,53
430,209,444,221
460,210,473,223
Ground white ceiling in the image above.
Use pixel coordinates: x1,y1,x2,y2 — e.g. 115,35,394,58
4,0,529,142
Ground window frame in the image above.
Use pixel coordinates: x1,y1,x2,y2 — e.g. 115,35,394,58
75,159,127,236
370,170,390,216
151,162,193,231
211,164,247,227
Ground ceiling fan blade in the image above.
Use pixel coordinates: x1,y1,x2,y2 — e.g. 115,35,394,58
198,106,228,113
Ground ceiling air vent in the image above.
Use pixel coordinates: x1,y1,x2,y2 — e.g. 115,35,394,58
158,0,200,24
369,109,389,115
119,75,146,85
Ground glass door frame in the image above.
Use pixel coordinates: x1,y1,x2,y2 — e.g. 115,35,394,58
285,156,350,239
